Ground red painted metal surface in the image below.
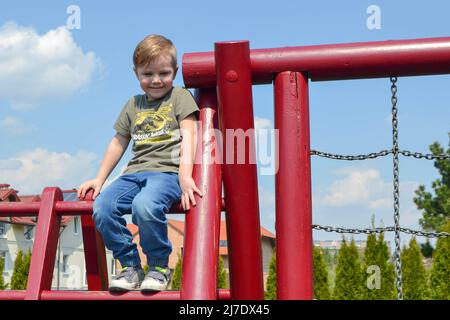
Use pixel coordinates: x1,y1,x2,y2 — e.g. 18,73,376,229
183,37,450,87
215,41,264,299
24,187,63,300
181,88,223,300
0,197,226,216
274,72,313,299
0,289,231,300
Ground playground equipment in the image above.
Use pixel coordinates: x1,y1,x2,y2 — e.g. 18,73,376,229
1,37,450,300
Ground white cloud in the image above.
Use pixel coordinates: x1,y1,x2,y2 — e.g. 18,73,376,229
0,148,97,194
254,117,273,130
0,116,35,135
319,168,384,206
0,21,101,109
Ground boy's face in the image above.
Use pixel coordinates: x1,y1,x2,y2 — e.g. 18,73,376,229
135,55,177,101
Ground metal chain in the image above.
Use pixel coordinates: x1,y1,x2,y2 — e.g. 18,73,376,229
399,150,450,160
310,149,392,160
308,77,450,299
311,149,449,161
312,224,450,238
390,76,403,300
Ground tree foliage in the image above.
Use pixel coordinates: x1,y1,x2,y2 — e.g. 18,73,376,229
264,249,276,300
414,134,450,232
313,246,331,300
0,256,7,290
430,220,450,299
333,238,363,300
361,232,396,300
10,249,31,290
401,237,430,300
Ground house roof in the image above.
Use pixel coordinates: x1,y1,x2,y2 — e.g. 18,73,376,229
0,185,76,226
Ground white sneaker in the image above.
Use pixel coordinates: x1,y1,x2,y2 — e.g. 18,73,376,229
140,266,171,291
109,266,145,291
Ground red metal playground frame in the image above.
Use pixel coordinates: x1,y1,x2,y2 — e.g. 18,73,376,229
1,36,450,300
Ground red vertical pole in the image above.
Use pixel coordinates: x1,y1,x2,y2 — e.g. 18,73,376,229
25,187,63,300
81,215,109,290
215,41,264,299
274,71,313,299
181,88,222,300
80,190,109,290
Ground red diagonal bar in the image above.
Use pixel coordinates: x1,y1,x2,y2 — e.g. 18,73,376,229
183,36,450,87
25,187,63,300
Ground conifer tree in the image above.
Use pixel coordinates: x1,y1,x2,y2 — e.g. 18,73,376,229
375,233,396,299
361,232,396,300
170,253,182,290
430,220,450,299
217,255,228,289
0,256,7,290
401,237,430,300
11,248,31,290
313,246,331,300
265,249,276,300
333,238,363,300
413,134,450,232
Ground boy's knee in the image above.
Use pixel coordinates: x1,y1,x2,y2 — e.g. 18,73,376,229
132,196,165,223
92,194,113,224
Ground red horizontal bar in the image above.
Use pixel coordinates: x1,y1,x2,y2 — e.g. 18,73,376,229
0,199,226,217
183,37,450,87
0,289,231,300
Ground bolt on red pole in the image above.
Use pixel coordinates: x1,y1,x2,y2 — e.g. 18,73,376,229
274,71,313,299
215,40,264,299
181,88,222,299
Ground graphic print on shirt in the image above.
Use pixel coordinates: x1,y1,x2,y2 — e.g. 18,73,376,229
132,104,175,145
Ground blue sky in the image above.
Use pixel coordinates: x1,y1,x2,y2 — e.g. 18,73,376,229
1,0,449,250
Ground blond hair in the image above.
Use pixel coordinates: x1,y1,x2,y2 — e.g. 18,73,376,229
133,35,177,69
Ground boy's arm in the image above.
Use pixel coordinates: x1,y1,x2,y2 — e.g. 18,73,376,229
78,133,130,200
179,114,203,210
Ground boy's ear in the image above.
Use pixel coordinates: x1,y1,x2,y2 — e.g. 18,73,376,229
174,65,179,79
133,67,138,78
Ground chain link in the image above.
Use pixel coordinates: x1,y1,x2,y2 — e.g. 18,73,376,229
312,224,450,238
311,149,449,161
310,149,392,160
390,76,403,300
399,150,450,160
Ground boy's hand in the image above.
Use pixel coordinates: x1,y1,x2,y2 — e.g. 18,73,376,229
179,175,203,211
77,178,103,200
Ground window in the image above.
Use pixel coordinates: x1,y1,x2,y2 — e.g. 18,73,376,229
73,217,79,235
62,255,69,273
0,223,6,237
24,225,34,240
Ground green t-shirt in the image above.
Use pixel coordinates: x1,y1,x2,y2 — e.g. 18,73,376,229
114,86,199,174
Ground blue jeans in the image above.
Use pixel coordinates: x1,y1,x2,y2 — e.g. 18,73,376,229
93,171,181,268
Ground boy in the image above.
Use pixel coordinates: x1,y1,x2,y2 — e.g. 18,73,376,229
77,35,202,291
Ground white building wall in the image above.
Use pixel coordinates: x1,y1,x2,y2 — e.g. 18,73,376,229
0,220,114,290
